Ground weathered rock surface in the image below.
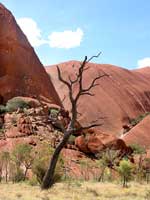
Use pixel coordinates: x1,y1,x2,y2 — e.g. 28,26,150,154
0,4,61,105
0,100,65,150
46,62,150,135
122,115,150,149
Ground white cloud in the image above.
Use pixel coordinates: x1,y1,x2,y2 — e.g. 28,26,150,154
48,28,84,49
137,57,150,68
17,18,47,47
17,17,83,49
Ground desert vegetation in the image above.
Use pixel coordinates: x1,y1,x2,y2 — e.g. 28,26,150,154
0,141,149,187
0,181,150,200
0,97,30,114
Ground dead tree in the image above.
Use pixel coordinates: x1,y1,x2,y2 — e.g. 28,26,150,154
41,53,108,189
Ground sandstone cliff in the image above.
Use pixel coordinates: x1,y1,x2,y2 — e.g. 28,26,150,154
0,3,61,105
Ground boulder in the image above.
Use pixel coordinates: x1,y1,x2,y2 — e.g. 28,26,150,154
75,128,129,155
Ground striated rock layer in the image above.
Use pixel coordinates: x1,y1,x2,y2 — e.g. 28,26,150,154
46,61,150,135
0,4,61,105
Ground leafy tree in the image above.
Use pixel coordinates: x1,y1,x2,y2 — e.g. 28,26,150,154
0,151,10,182
130,143,146,182
12,143,33,180
117,159,133,187
96,148,120,182
41,53,108,189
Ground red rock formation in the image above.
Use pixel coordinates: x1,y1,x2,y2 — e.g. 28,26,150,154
122,115,150,149
75,128,129,154
0,4,61,105
46,61,150,135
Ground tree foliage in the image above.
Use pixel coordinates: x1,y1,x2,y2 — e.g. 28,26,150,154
117,159,133,187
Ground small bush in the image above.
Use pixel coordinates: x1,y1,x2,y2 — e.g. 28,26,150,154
32,157,46,184
0,105,7,114
48,108,59,118
130,112,150,126
68,135,76,145
12,143,33,167
11,168,25,182
28,175,39,186
130,143,146,155
6,97,30,112
117,159,133,187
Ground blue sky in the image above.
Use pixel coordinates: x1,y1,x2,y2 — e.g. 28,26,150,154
1,0,150,69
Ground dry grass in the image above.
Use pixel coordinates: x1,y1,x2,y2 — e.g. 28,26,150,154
0,181,149,200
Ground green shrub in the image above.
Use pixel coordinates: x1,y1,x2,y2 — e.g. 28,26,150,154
12,143,33,167
130,112,150,126
32,157,46,184
28,175,39,186
48,108,59,118
11,168,25,182
0,105,7,114
68,135,76,145
6,97,30,112
129,143,146,155
117,159,133,187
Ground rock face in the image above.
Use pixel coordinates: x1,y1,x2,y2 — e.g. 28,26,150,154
46,62,150,135
122,115,150,149
0,4,61,105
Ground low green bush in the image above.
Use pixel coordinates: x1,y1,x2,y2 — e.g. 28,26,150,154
130,112,150,126
48,108,59,118
11,167,25,183
6,97,30,112
129,143,146,154
117,159,133,187
68,135,76,145
0,105,7,114
28,175,39,186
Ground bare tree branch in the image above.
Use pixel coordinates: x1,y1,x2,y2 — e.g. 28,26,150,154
75,123,103,132
56,65,71,89
61,95,66,104
82,74,108,92
87,52,102,62
80,92,95,96
42,52,107,189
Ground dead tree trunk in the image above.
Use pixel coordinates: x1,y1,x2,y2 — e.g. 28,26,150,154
41,53,108,189
41,129,71,189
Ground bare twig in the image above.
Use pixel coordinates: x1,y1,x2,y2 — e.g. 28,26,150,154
87,52,102,62
75,123,103,132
